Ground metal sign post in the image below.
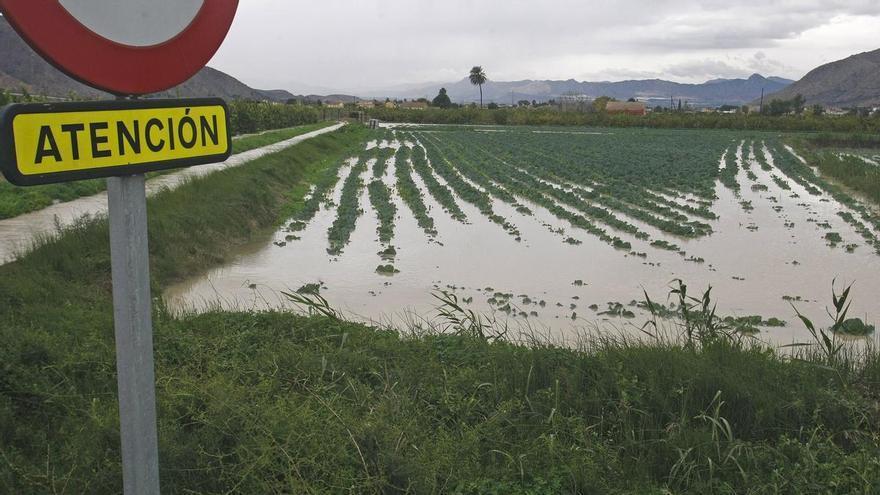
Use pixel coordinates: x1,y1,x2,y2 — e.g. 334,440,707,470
0,3,239,492
107,173,161,495
0,98,232,492
0,98,233,495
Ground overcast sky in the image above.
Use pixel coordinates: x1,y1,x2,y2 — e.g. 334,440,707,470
209,0,880,94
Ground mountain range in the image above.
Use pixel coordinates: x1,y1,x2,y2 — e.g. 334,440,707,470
0,16,788,107
367,75,794,107
756,48,880,108
2,15,879,109
0,16,296,102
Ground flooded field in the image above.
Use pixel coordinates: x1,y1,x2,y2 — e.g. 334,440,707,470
165,125,880,346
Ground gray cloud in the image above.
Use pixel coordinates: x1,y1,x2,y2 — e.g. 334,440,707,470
210,0,880,93
663,60,751,80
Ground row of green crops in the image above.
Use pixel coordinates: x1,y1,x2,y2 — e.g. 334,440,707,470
763,144,880,251
326,152,371,255
718,138,880,255
719,145,740,192
366,145,398,248
413,130,640,249
286,158,353,234
324,141,397,255
1,118,876,493
409,139,468,223
418,128,717,241
298,125,880,270
409,132,522,238
392,144,437,237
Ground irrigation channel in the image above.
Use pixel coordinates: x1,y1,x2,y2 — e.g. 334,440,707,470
162,124,879,347
0,123,345,264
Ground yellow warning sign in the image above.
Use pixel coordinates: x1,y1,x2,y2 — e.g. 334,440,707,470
0,98,231,186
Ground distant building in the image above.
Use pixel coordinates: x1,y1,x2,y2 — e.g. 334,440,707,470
559,94,591,104
384,101,398,109
357,100,375,109
400,101,429,110
558,94,593,112
324,101,344,109
605,101,647,116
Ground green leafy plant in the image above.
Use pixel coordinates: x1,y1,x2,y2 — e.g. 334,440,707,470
787,281,859,365
433,291,507,342
282,290,341,320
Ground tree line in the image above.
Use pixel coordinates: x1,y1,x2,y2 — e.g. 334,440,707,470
369,106,880,133
0,89,323,136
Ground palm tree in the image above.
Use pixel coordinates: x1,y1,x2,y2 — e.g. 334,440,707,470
469,66,487,108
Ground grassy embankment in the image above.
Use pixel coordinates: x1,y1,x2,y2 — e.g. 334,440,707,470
0,121,336,220
793,134,880,208
0,124,878,493
812,152,880,206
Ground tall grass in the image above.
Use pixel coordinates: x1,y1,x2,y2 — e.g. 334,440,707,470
0,124,877,493
811,152,880,206
809,133,880,149
156,290,880,493
0,125,372,493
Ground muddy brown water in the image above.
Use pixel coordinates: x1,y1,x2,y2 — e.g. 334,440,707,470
165,130,879,348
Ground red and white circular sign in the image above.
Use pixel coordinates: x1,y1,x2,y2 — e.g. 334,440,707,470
0,0,239,96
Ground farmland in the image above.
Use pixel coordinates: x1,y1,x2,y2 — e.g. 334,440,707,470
6,1,880,489
168,125,880,345
2,123,878,493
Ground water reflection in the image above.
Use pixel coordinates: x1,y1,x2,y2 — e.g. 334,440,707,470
165,128,879,348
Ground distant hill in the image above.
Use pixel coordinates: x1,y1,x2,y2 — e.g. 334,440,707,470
0,17,294,101
0,72,27,90
1,14,800,108
762,49,880,108
149,67,294,101
368,74,794,107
